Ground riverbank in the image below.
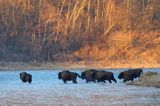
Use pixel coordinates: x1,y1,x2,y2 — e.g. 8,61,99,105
0,61,159,70
128,72,160,88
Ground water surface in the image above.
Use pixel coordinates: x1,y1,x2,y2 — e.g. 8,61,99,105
0,69,160,106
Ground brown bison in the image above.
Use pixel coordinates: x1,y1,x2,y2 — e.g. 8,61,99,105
58,70,81,83
118,68,143,82
81,69,98,83
20,72,32,84
92,71,117,83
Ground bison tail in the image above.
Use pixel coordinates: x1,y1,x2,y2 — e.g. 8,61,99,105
112,78,117,83
76,73,82,78
111,73,117,83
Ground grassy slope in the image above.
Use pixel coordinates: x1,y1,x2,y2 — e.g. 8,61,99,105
74,31,160,68
0,31,159,70
129,72,160,88
0,0,159,68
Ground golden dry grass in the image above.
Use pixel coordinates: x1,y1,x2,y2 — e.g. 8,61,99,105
0,0,159,67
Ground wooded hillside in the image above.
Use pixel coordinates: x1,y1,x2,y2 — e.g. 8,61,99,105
0,0,159,67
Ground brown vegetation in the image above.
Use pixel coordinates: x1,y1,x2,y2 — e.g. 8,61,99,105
0,0,159,67
129,71,160,88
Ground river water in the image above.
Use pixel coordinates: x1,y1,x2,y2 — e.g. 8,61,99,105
0,68,160,106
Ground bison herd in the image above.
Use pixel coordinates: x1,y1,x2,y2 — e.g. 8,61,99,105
19,68,143,84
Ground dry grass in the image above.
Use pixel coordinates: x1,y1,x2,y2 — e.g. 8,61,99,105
74,31,160,67
0,0,159,67
129,72,160,88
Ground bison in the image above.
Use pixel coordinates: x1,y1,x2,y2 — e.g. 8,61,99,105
20,72,32,84
92,71,117,83
118,68,143,82
81,69,98,83
58,70,81,83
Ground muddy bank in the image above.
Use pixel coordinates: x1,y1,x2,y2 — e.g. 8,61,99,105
129,72,160,88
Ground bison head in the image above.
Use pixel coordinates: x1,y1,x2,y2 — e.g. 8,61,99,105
81,72,85,79
58,72,61,79
118,72,123,79
140,69,143,75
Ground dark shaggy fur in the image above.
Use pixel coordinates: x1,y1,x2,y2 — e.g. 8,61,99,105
20,72,32,84
81,69,97,83
93,71,117,83
118,68,143,82
58,70,81,83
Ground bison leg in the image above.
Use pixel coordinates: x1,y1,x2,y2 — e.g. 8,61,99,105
108,80,112,83
86,80,89,83
123,79,127,82
112,78,117,83
28,80,32,84
97,79,104,83
63,80,67,83
131,78,134,81
22,79,26,82
86,78,94,83
72,79,77,83
86,79,88,83
27,78,32,84
97,80,100,83
92,79,96,83
102,80,106,83
89,78,96,83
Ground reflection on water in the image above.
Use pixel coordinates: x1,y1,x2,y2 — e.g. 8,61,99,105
0,69,160,106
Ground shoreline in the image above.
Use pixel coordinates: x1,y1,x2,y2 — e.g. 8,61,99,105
0,62,159,70
128,72,160,88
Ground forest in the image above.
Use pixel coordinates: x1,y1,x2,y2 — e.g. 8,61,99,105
0,0,159,67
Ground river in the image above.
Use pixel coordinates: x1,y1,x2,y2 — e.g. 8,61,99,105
0,68,160,106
